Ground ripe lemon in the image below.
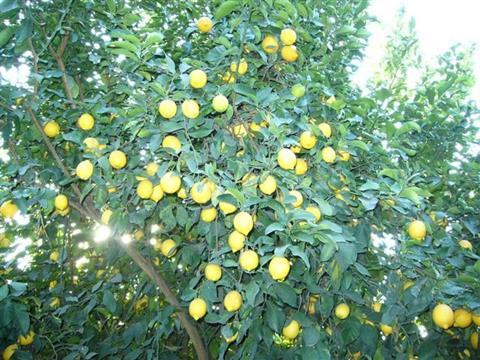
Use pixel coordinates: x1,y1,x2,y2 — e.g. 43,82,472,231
232,123,247,138
160,172,181,194
161,239,177,257
308,295,320,315
204,263,222,281
50,250,59,262
318,122,332,138
321,146,336,163
77,113,94,130
76,160,94,180
44,120,60,137
299,131,317,149
54,194,68,211
224,290,242,312
291,84,305,98
191,182,212,204
163,135,181,151
200,207,217,223
379,324,393,336
101,209,112,224
50,297,60,307
470,332,479,350
204,179,217,193
109,150,127,169
432,303,454,329
146,162,159,177
189,69,207,89
280,28,297,45
408,220,427,241
261,35,279,54
277,148,297,170
222,71,235,83
459,240,473,250
57,207,70,216
220,200,237,215
239,250,259,271
233,212,253,235
2,344,17,360
137,180,154,199
305,206,321,222
181,100,200,119
230,59,248,75
335,303,350,319
372,302,382,313
228,231,245,252
338,150,350,162
269,256,291,281
18,330,35,345
259,175,277,195
197,17,213,33
472,313,480,326
0,200,18,218
454,309,472,328
189,298,207,320
212,94,229,113
49,280,57,289
295,158,308,175
178,187,187,199
158,99,177,119
291,145,301,153
150,185,164,202
281,45,298,62
289,190,303,208
282,320,300,340
83,137,99,151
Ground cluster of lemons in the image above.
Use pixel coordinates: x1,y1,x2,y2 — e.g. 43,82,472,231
2,330,35,360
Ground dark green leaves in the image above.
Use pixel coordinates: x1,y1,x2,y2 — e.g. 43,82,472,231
214,0,241,20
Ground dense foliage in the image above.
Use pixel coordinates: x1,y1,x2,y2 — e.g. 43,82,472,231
1,0,479,359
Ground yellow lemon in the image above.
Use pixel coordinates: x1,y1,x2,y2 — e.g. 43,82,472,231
212,94,229,112
109,150,127,169
338,150,350,162
472,313,480,326
470,332,478,350
191,182,212,204
200,207,217,223
281,45,298,62
178,187,187,199
408,220,427,241
18,330,35,345
233,212,253,235
262,35,279,54
307,295,320,315
220,200,237,215
161,239,177,257
2,344,17,360
54,194,68,211
230,59,248,75
76,160,94,180
163,135,181,151
454,309,472,328
259,175,277,195
299,131,317,149
83,137,99,151
277,148,297,170
305,206,321,222
204,179,217,193
232,123,247,137
57,207,70,216
282,320,300,340
189,69,207,89
182,100,200,119
197,17,213,33
204,263,222,281
239,250,259,271
228,231,245,252
268,256,291,281
295,158,308,175
289,190,303,208
77,113,94,130
280,28,297,45
49,280,57,289
50,251,60,263
150,185,164,202
137,180,154,199
50,297,60,307
158,99,177,119
250,122,262,132
101,209,112,224
321,146,336,163
0,201,18,219
189,298,207,320
146,162,159,177
44,120,60,137
224,290,242,312
291,145,301,153
380,324,393,336
0,233,11,248
222,71,236,83
318,122,332,138
372,302,382,313
459,240,473,250
432,304,454,329
160,172,181,194
335,303,350,319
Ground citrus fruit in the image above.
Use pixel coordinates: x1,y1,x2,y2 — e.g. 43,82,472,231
291,84,305,98
372,302,382,313
43,120,60,137
318,122,332,138
277,148,297,169
137,180,154,199
191,182,212,204
295,158,308,175
162,135,181,151
224,290,242,312
470,332,478,350
281,45,298,62
76,160,94,180
161,239,177,257
299,131,317,149
160,172,181,194
200,207,217,223
54,194,68,211
150,185,164,202
50,250,59,262
380,324,393,336
454,308,472,328
408,220,427,241
259,175,277,195
280,28,297,45
77,113,94,130
338,150,350,161
289,190,303,208
335,303,350,319
2,344,17,360
321,146,336,163
212,94,229,112
230,59,248,75
0,200,19,218
459,240,473,250
83,137,99,151
158,99,177,119
233,212,253,235
189,298,207,320
305,206,321,222
269,256,291,281
146,162,159,177
101,209,112,224
239,250,259,271
261,35,279,54
204,263,222,281
432,303,454,329
228,231,245,252
182,100,200,119
197,17,213,33
109,150,127,169
189,69,207,89
18,330,35,345
282,320,300,340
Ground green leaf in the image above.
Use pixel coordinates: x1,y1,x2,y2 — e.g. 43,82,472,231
395,121,421,137
0,284,8,301
302,327,320,347
0,26,16,48
108,40,138,53
273,282,297,307
214,0,240,20
102,290,117,313
265,302,285,332
0,0,18,12
399,187,421,205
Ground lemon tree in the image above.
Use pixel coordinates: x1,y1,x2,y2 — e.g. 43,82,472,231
1,1,480,359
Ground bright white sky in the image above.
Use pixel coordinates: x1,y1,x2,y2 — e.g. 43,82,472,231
354,0,480,99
